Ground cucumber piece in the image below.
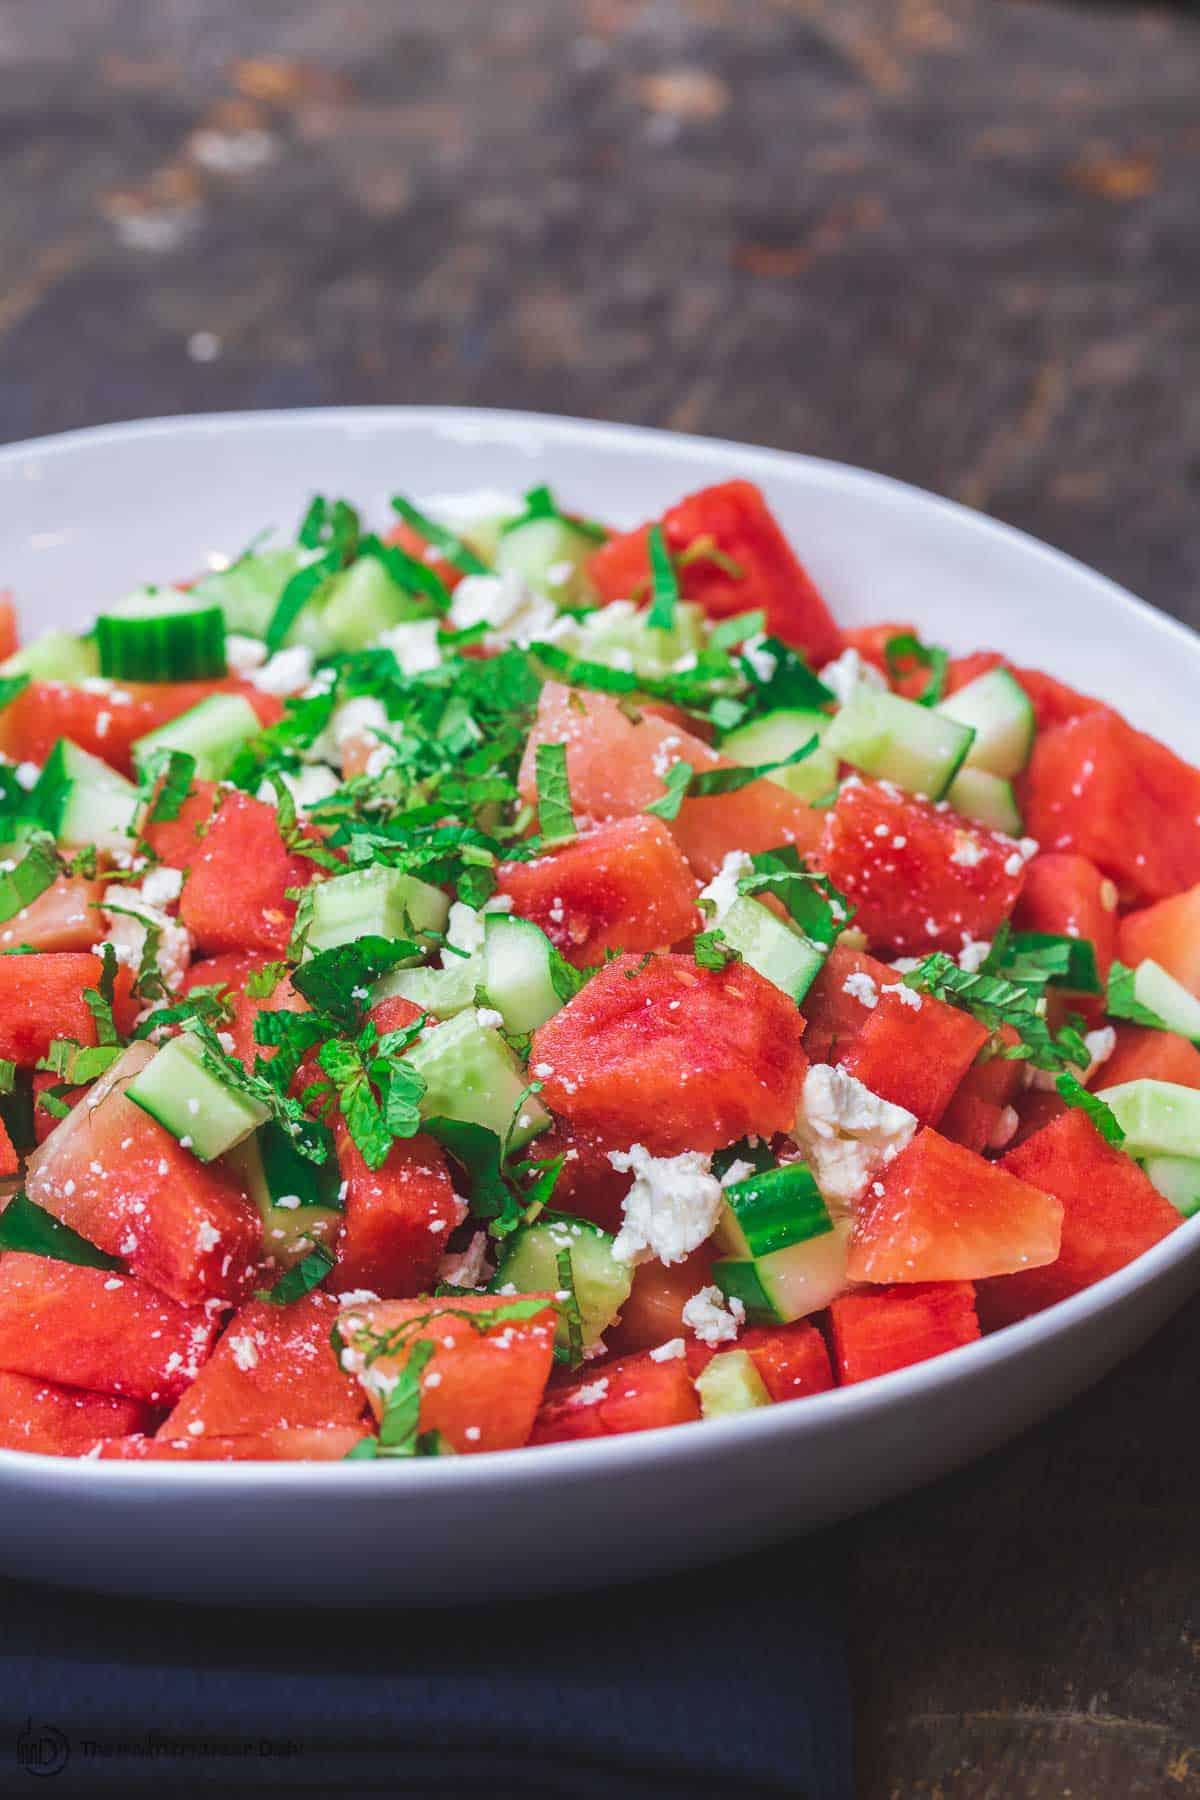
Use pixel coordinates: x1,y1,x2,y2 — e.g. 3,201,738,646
567,600,709,680
132,692,261,782
715,1161,832,1260
321,556,425,651
423,491,523,564
2,631,99,684
190,548,334,652
306,865,450,958
720,708,839,807
946,766,1023,835
713,1214,851,1324
482,914,570,1034
715,897,827,1006
375,901,485,1018
96,586,226,682
937,668,1035,779
125,1032,268,1161
28,738,138,851
1139,1153,1200,1219
408,1009,550,1149
495,516,599,606
1095,1079,1200,1160
824,687,975,801
229,1119,343,1267
696,1348,771,1418
1129,960,1200,1043
490,1211,633,1350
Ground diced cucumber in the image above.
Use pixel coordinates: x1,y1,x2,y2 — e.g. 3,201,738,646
189,547,334,652
321,556,425,650
95,586,226,682
1139,1153,1200,1219
946,766,1023,835
715,1161,831,1260
937,668,1034,779
696,1348,771,1418
566,600,709,679
482,914,570,1034
713,1214,851,1324
490,1211,633,1350
28,738,138,851
495,516,599,606
229,1119,343,1267
1128,960,1200,1043
824,687,975,801
408,1009,550,1150
715,897,827,1006
132,692,261,782
2,631,99,683
1095,1079,1200,1160
305,865,450,957
125,1032,268,1161
719,708,839,807
375,901,485,1018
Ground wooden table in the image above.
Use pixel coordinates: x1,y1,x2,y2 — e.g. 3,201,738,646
2,1,1198,1790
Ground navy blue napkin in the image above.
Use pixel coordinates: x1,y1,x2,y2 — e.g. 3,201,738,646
0,1531,851,1797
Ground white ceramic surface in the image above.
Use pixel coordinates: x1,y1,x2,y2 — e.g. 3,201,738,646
1,407,1198,1609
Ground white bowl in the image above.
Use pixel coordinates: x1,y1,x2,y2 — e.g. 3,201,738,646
1,407,1198,1608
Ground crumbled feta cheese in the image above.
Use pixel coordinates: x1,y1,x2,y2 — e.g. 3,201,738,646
257,763,339,815
375,617,443,677
949,833,986,868
475,1007,505,1031
1082,1027,1117,1081
331,695,388,758
100,879,193,989
843,971,879,1010
792,1064,917,1206
892,982,923,1010
1004,852,1024,877
139,865,184,908
570,1377,610,1407
448,570,557,649
819,647,886,709
958,937,992,974
228,1333,259,1371
681,1284,745,1346
607,1145,724,1266
249,643,313,696
225,633,268,673
697,849,754,923
649,1337,686,1362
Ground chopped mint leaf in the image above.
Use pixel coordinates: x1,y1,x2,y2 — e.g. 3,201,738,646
390,496,489,575
1055,1073,1125,1145
0,1058,15,1097
738,848,852,949
0,1190,123,1270
739,638,834,715
883,631,949,707
694,929,740,971
375,1337,435,1455
645,760,694,823
82,943,121,1047
358,533,452,617
140,748,197,825
244,961,288,1000
901,953,1084,1072
265,555,336,655
534,741,576,843
0,672,30,714
1106,960,1170,1031
0,834,58,926
37,1037,124,1086
646,524,679,631
297,495,329,550
290,935,424,1029
554,1245,585,1368
501,483,607,545
256,1241,336,1305
134,983,236,1042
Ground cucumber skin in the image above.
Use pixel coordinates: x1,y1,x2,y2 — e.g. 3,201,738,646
824,687,975,802
491,1212,632,1349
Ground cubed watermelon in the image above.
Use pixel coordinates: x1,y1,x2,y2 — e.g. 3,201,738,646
827,1282,980,1384
95,1426,368,1462
937,1025,1024,1155
847,1128,1063,1284
1118,883,1200,999
141,778,220,868
686,1319,833,1401
0,875,106,954
1015,852,1118,984
978,1109,1181,1328
514,1119,634,1236
605,1245,717,1355
0,1116,16,1176
182,951,308,1071
497,816,699,966
180,789,313,957
1098,1024,1200,1093
836,985,989,1126
797,943,903,1064
0,953,137,1066
531,952,808,1155
0,1253,219,1403
328,1125,461,1298
158,1291,363,1439
818,779,1028,956
0,678,280,776
0,1371,152,1456
586,480,843,665
529,1349,701,1444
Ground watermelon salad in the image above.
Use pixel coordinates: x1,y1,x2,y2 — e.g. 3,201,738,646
0,475,1193,1464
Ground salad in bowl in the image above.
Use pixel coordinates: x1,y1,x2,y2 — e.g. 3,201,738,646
0,472,1193,1467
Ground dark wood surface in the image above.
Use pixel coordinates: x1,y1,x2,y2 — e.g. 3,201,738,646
1,1,1198,1792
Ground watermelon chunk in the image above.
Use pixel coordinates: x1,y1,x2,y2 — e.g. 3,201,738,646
686,1319,833,1401
818,779,1027,955
531,952,808,1155
180,789,313,957
844,623,917,682
586,480,843,664
0,1117,16,1177
0,1253,219,1403
0,875,106,955
26,1042,262,1306
158,1291,362,1439
797,943,902,1064
978,1110,1181,1328
0,677,280,776
827,1282,980,1384
605,1245,717,1355
338,1292,558,1454
1015,852,1118,985
847,1128,1063,1284
31,1072,89,1142
1098,1024,1200,1093
0,1371,152,1457
141,778,220,868
1118,883,1200,999
0,952,137,1066
836,985,989,1126
520,683,824,881
529,1349,701,1444
327,1125,461,1298
1024,712,1200,905
385,518,465,594
937,1025,1024,1155
497,816,698,967
519,1119,634,1236
96,1426,368,1462
182,951,308,1071
944,653,1115,734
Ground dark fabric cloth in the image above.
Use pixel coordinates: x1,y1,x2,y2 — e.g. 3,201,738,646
0,1532,851,1798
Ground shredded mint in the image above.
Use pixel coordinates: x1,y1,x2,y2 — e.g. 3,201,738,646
884,631,949,707
1106,960,1169,1031
0,673,30,714
646,524,679,631
694,929,740,971
0,835,58,926
244,961,288,1001
534,742,576,843
289,935,425,1027
737,848,852,949
390,496,489,575
256,1241,336,1305
1055,1073,1125,1145
501,483,607,545
37,1037,123,1086
902,952,1088,1072
999,930,1101,997
140,748,197,824
0,1190,123,1270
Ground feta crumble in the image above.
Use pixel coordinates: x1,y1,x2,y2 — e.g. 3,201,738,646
681,1284,745,1346
607,1145,724,1266
792,1064,917,1206
249,643,313,696
697,849,754,924
819,647,887,709
842,971,879,1010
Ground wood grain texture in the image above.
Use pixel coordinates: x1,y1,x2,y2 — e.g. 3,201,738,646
1,1,1199,1793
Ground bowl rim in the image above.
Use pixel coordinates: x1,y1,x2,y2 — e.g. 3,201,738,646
1,403,1197,1493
